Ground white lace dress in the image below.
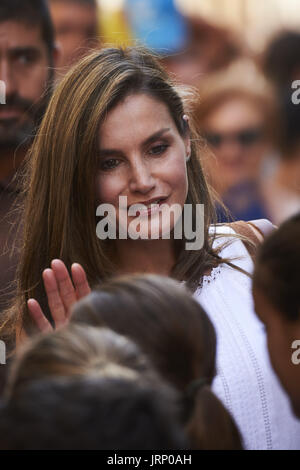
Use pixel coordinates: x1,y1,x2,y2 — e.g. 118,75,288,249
194,223,300,450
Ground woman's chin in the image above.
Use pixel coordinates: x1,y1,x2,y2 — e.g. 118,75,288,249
127,220,172,241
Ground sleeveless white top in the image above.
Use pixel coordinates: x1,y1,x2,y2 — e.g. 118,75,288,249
194,222,300,450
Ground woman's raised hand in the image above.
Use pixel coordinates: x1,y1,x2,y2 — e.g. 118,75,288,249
27,260,91,333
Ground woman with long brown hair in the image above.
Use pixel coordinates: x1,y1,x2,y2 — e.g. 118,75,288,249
1,46,299,449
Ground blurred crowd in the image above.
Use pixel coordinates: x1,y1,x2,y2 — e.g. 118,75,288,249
0,0,299,451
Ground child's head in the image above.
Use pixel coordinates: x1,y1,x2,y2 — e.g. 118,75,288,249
6,324,155,395
253,213,300,417
71,274,243,449
73,275,217,390
0,375,186,450
2,324,186,449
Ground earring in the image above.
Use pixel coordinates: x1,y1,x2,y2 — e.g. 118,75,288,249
186,153,190,162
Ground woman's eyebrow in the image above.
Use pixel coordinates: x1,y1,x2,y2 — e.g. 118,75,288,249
141,128,171,147
98,128,171,157
98,148,123,158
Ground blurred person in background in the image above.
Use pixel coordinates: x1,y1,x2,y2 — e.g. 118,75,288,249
0,0,58,315
194,60,278,222
264,31,300,93
124,0,242,87
262,32,300,224
48,0,100,72
262,97,300,225
162,17,243,87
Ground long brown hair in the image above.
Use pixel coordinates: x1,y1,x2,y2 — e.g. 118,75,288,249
70,274,243,450
1,46,241,347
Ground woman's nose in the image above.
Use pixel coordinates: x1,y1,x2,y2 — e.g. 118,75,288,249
128,159,156,194
218,140,244,161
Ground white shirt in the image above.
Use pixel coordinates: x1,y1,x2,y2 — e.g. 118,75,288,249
194,223,300,450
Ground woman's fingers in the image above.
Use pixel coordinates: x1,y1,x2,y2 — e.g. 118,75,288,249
51,259,77,313
38,260,90,328
42,268,68,329
27,298,53,333
71,263,91,300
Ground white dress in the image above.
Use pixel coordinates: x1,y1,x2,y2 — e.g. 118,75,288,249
194,222,300,450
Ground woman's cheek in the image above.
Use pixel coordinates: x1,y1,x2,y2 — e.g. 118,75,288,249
95,174,124,206
167,158,189,200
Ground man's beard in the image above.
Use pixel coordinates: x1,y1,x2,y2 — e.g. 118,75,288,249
0,74,53,152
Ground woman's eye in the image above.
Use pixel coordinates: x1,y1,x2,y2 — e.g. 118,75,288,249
99,159,120,171
148,144,169,156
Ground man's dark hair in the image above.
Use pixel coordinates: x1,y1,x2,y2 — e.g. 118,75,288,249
0,0,55,57
0,376,187,450
264,32,300,155
264,31,300,89
279,91,300,155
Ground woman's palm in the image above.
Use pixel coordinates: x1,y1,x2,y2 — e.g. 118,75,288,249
27,260,91,332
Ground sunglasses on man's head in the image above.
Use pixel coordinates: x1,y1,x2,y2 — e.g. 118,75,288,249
203,127,264,149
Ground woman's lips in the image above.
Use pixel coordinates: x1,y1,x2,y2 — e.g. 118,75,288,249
128,197,169,217
136,203,161,217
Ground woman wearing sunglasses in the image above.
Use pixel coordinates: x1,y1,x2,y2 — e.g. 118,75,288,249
195,60,277,222
1,47,299,449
